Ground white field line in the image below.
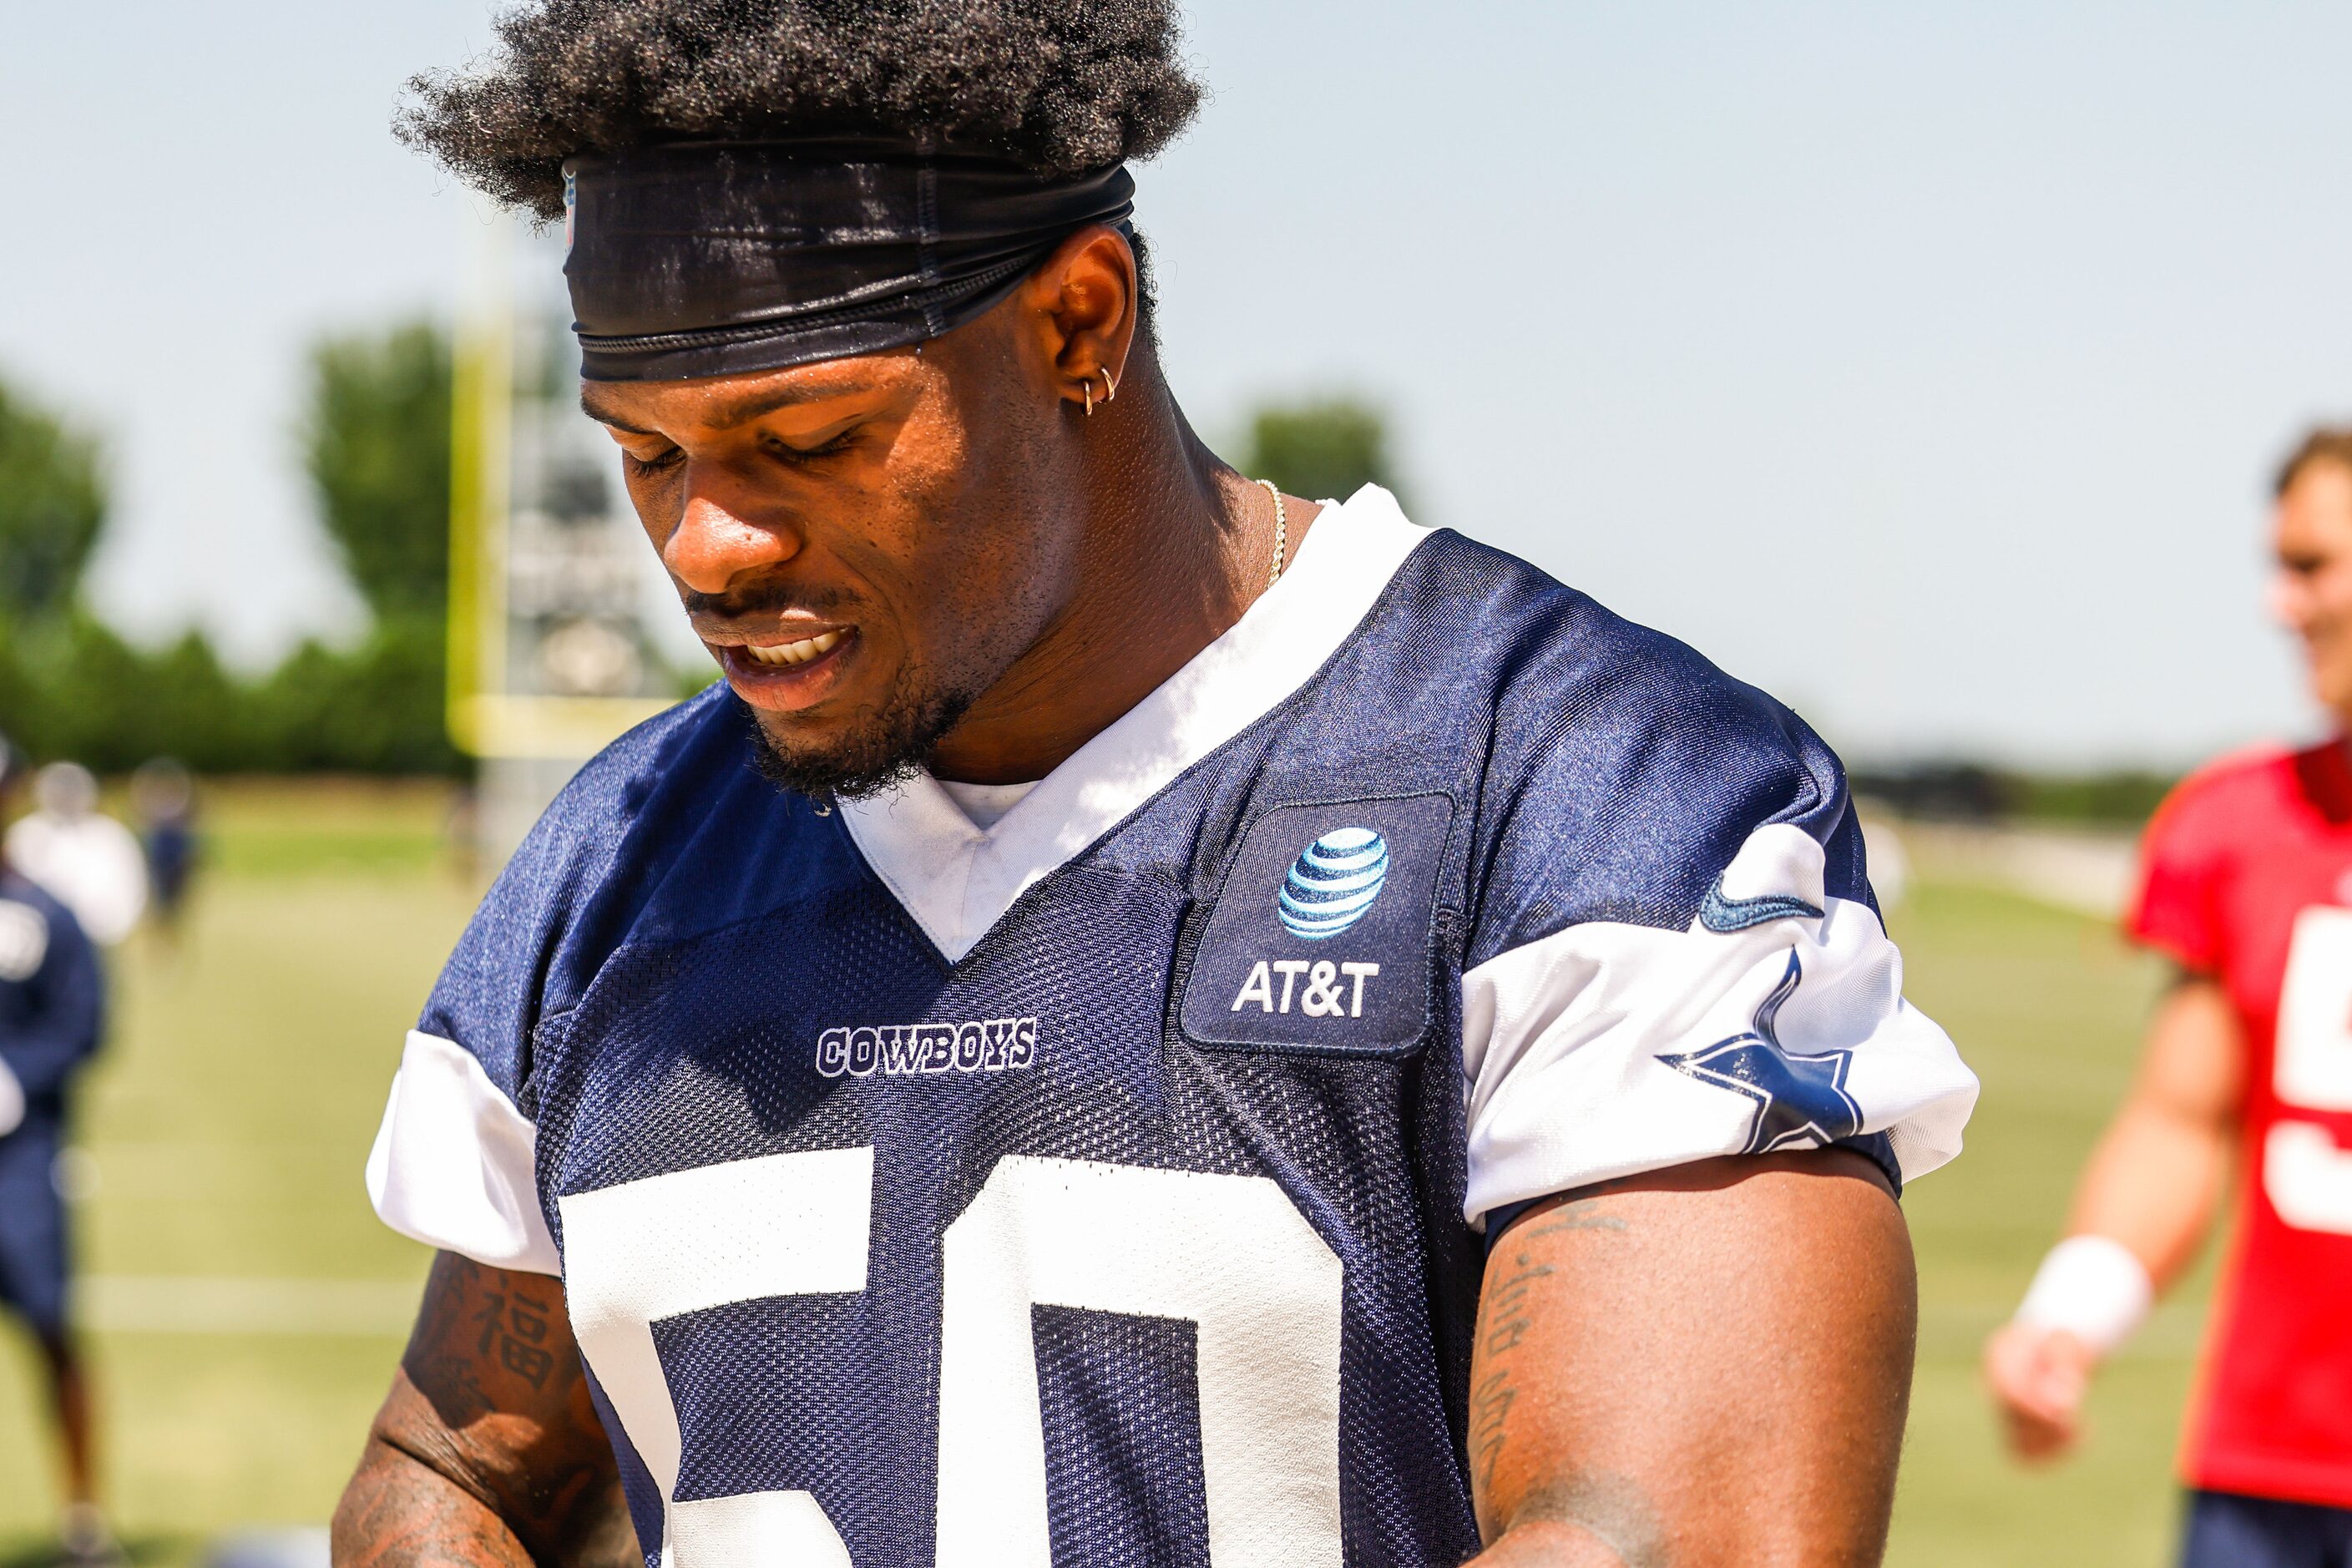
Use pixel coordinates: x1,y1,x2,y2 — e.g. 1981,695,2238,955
75,1275,421,1337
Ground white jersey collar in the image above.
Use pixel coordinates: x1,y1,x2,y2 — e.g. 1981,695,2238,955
840,484,1431,963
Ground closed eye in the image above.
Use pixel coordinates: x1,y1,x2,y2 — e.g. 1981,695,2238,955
763,428,860,464
623,445,688,475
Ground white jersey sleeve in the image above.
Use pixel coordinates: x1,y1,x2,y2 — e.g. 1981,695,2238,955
367,1029,558,1273
1455,675,1975,1229
362,712,698,1275
1461,822,1974,1227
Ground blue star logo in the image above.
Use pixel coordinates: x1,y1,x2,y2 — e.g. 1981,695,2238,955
1659,951,1864,1155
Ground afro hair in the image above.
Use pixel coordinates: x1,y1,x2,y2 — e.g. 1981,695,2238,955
398,0,1206,221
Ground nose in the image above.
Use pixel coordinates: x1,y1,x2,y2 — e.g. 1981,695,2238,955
661,464,804,595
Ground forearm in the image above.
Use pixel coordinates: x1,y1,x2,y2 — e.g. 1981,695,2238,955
336,1256,635,1568
1987,982,2241,1458
2056,974,2240,1291
331,1435,534,1567
2063,1100,2232,1288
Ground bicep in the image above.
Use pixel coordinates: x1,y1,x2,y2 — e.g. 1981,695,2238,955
1470,1150,1913,1565
368,1252,630,1561
2127,975,2242,1129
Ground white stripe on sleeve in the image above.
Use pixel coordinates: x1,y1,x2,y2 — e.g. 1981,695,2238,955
365,1029,560,1275
1460,823,1977,1227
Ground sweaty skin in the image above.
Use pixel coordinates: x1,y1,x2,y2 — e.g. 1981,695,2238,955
338,225,1927,1564
1983,457,2352,1461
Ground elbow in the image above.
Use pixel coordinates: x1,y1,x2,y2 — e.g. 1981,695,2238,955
332,1429,523,1566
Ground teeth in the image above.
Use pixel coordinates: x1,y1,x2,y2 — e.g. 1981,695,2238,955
745,630,843,667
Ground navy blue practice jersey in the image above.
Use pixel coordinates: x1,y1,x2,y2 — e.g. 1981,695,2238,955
369,486,1977,1568
0,871,102,1134
0,872,102,1338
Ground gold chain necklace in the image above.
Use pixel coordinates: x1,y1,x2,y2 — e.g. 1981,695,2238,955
1256,478,1288,587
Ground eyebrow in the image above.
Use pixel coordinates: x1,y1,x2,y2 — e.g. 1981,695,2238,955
579,378,873,435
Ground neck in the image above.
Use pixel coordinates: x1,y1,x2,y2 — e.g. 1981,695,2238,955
927,352,1314,785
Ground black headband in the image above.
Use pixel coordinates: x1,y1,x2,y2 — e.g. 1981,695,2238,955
561,137,1136,382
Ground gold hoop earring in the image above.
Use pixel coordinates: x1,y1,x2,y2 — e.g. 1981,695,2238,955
1084,379,1095,417
1100,366,1118,404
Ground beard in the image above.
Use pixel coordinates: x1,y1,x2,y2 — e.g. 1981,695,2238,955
741,661,975,802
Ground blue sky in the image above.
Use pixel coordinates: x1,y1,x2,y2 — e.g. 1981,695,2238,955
5,2,2348,766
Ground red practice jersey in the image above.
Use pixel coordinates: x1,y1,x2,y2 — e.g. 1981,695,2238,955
2129,740,2352,1509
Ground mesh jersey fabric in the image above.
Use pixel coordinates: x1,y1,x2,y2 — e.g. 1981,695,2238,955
372,497,1973,1565
2128,741,2352,1510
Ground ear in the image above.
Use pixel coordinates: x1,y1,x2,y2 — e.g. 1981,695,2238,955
1015,225,1140,413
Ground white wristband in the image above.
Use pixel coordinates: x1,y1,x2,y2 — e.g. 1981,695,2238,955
2014,1234,2152,1355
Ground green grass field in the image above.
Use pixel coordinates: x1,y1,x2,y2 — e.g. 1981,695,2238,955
0,791,2203,1563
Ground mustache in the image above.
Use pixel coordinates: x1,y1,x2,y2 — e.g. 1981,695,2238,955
681,580,862,621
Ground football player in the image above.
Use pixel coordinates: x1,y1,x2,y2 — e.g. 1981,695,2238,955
1985,427,2352,1564
0,746,111,1564
335,4,1979,1564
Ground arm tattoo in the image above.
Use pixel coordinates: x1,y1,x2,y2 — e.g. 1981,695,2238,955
1469,1252,1551,1494
1467,1154,1911,1564
1469,1191,1660,1560
333,1253,636,1568
471,1281,558,1391
1517,1201,1630,1242
1471,1195,1631,1499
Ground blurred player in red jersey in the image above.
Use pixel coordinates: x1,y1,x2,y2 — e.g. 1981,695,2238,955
1985,427,2352,1565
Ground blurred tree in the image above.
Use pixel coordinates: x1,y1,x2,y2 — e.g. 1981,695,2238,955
291,319,463,774
0,331,470,776
1238,397,1406,508
0,377,107,620
301,321,453,620
254,620,458,774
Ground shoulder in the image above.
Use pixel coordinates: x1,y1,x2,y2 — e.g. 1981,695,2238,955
0,873,73,927
1394,529,1826,780
422,686,759,1055
0,874,84,983
2122,745,2319,970
1421,537,1975,1212
425,683,873,1063
2138,742,2305,862
528,682,744,853
1379,533,1854,953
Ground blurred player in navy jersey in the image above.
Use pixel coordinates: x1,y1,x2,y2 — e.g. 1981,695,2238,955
334,4,1978,1564
132,758,201,944
0,742,112,1562
1988,429,2352,1566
